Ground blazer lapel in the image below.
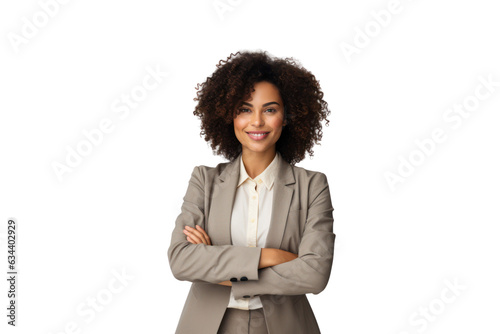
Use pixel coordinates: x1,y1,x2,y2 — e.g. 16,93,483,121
265,151,295,249
208,151,296,250
207,154,240,246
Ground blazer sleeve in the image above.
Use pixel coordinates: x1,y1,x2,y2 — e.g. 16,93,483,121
231,172,335,298
167,165,262,284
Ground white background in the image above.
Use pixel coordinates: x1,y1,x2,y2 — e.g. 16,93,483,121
1,0,500,333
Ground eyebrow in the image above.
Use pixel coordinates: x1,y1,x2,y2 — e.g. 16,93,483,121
241,101,280,107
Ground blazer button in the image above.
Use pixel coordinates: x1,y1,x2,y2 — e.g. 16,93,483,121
230,277,238,282
240,276,248,281
243,295,250,298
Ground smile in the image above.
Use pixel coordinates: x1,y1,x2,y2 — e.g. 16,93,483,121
246,132,270,140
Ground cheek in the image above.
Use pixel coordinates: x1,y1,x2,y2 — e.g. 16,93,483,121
269,117,284,131
233,117,245,130
233,119,246,138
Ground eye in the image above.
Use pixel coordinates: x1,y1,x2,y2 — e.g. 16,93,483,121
265,108,277,113
238,108,251,113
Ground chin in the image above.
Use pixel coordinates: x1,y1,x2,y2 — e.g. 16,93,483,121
247,146,274,153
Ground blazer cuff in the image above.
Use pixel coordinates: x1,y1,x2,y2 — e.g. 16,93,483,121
230,259,330,299
226,246,261,282
218,246,262,284
231,271,261,299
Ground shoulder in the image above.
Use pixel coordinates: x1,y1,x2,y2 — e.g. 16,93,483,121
290,165,332,210
290,164,329,186
190,160,233,182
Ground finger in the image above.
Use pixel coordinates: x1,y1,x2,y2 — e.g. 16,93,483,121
196,225,212,245
197,226,211,245
186,236,197,244
186,230,203,244
183,230,197,243
184,226,199,240
187,227,208,245
183,228,200,243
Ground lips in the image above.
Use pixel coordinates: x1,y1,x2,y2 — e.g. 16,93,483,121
246,131,270,140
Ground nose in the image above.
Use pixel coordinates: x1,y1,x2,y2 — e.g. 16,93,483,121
251,110,264,126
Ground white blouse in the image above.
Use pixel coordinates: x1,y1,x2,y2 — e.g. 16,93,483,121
227,151,280,310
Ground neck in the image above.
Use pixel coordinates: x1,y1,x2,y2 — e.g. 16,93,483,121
241,148,277,179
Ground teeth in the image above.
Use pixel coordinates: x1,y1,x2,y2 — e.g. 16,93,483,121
249,133,268,136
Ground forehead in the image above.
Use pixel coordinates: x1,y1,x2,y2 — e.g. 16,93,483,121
244,81,282,101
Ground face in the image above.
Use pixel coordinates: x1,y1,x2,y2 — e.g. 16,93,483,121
233,81,286,157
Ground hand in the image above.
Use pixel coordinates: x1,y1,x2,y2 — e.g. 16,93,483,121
184,225,227,286
217,280,232,287
259,248,298,269
274,249,298,264
183,225,212,245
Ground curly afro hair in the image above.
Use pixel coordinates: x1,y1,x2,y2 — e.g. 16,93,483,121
193,50,331,166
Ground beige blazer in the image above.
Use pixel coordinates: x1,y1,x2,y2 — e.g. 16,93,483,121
168,151,335,334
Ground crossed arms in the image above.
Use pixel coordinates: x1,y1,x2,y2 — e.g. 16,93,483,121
167,166,335,299
183,225,299,286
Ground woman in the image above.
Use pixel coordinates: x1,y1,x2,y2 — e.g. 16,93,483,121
168,50,335,334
